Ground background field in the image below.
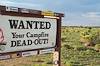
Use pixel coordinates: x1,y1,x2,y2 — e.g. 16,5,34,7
0,26,100,66
61,26,100,66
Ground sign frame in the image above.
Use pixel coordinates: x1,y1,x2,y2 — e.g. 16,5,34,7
0,5,64,66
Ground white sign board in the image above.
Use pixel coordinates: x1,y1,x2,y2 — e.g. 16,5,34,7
0,15,57,53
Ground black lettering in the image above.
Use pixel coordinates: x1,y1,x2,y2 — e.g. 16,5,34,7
9,19,18,29
34,39,39,45
17,40,22,46
40,22,45,29
18,20,25,29
43,39,48,44
11,41,16,47
46,22,51,29
21,40,26,46
26,21,32,29
28,40,32,45
33,21,39,29
12,32,16,38
9,19,51,29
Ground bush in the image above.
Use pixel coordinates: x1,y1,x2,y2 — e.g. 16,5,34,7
95,44,100,51
80,29,99,47
74,46,87,51
61,36,66,42
65,62,73,66
63,44,73,49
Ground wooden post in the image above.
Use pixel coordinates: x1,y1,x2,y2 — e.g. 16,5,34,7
53,17,61,66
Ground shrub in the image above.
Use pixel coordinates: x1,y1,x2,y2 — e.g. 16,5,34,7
65,62,73,66
74,46,87,51
80,29,99,47
63,44,73,49
95,44,100,51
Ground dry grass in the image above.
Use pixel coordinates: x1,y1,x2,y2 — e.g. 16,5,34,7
0,54,53,66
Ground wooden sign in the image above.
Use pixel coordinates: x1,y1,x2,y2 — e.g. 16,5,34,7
0,5,64,66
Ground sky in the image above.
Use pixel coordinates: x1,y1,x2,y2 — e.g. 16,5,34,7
0,0,100,26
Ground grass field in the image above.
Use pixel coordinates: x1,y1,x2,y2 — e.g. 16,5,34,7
0,26,100,66
61,26,100,66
